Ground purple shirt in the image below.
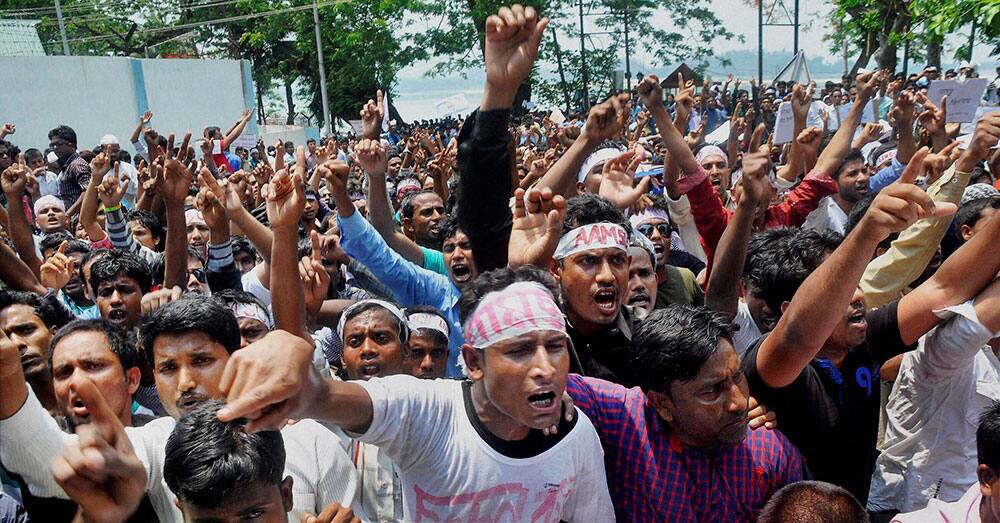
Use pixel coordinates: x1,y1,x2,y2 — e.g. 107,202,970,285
566,374,807,522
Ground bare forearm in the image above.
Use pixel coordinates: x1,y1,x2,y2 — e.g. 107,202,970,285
231,208,273,263
536,134,599,196
0,241,45,294
759,227,881,387
314,299,356,328
366,173,426,265
162,203,187,289
816,100,865,174
306,378,374,435
651,106,699,174
80,181,105,241
706,200,756,319
5,196,41,276
270,225,307,338
224,115,251,146
896,117,916,164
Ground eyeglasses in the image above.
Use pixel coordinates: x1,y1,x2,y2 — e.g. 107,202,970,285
637,223,670,238
190,268,207,283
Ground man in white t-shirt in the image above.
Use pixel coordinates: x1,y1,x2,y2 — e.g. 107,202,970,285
218,265,616,522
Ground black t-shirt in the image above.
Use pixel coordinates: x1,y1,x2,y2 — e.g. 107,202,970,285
740,300,914,503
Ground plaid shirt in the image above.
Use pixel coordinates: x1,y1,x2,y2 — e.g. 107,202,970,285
566,374,807,522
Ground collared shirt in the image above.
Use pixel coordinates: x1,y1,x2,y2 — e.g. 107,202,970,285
56,152,91,209
57,290,99,319
337,210,464,377
566,374,807,522
868,302,1000,513
567,305,641,387
892,483,983,522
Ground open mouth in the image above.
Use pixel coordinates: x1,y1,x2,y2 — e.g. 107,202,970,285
627,292,650,308
107,308,129,325
847,310,867,326
70,397,90,419
451,263,471,282
177,393,207,412
528,391,556,410
593,288,618,314
360,363,382,379
653,244,664,256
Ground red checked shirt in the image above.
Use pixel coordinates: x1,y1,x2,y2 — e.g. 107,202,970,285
682,167,837,271
566,374,808,522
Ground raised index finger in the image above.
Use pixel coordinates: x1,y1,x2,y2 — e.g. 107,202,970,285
897,147,929,185
72,377,125,445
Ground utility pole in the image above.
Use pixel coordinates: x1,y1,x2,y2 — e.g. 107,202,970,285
313,0,331,135
623,8,631,91
793,0,799,53
969,18,977,62
757,0,763,83
579,0,590,111
55,0,70,56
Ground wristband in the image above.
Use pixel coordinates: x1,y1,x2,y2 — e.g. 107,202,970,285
104,203,122,213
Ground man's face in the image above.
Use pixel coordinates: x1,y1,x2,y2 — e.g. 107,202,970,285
700,155,731,192
35,203,69,234
129,221,159,250
50,330,138,427
962,204,999,241
442,231,478,288
651,341,749,448
236,317,268,349
234,250,256,274
582,164,604,194
186,223,210,257
0,304,53,381
467,330,569,432
405,331,448,379
340,308,406,380
62,251,87,300
405,193,446,243
635,220,671,268
743,283,781,334
187,257,208,295
96,275,144,329
48,136,75,160
0,145,11,172
307,140,317,153
837,160,870,204
303,198,319,223
554,248,629,328
26,155,45,171
827,288,868,349
153,331,230,419
625,247,657,312
180,478,293,523
387,157,402,176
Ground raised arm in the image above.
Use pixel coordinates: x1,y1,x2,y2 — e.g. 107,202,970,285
266,147,309,340
357,137,426,265
777,85,811,182
637,75,700,175
223,109,255,150
0,240,45,294
1,154,41,277
160,133,193,290
706,126,770,319
755,148,956,388
814,71,881,176
82,149,113,243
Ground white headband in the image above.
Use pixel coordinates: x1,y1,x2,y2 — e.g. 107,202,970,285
577,147,621,183
463,281,566,349
695,145,728,167
337,300,409,343
408,312,450,341
554,222,628,260
628,208,670,228
231,303,273,330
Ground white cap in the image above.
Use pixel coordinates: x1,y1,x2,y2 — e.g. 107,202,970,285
46,151,58,163
100,134,119,145
959,61,974,70
33,195,65,216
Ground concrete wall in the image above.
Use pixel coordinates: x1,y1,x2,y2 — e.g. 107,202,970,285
0,55,256,153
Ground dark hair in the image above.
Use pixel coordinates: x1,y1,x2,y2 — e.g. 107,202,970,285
343,301,409,342
49,319,140,372
230,236,257,260
204,126,222,140
405,305,450,345
0,290,68,330
562,193,631,235
979,401,1000,471
832,149,866,180
458,265,561,324
139,295,241,364
757,481,869,523
127,209,164,244
957,196,1000,240
186,245,206,265
867,142,897,167
118,150,132,164
436,215,463,243
631,305,734,393
212,289,267,312
164,401,285,509
39,232,76,255
48,125,77,147
89,250,153,296
23,148,43,165
743,228,842,309
401,189,441,220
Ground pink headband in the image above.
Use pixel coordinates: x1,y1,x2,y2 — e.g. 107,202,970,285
553,222,628,260
875,149,897,167
408,312,450,341
628,208,670,228
231,303,272,329
463,281,566,349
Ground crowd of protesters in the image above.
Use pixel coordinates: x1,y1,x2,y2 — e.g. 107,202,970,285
2,4,1000,522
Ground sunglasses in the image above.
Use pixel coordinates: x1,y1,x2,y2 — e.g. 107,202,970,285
637,223,670,238
190,268,207,283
